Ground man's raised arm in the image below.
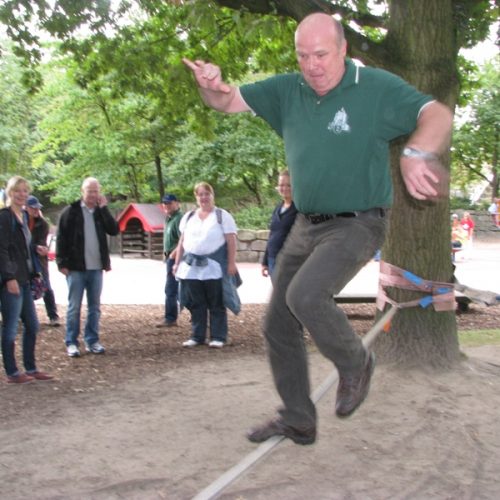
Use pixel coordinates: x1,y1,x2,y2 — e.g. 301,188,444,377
183,58,250,114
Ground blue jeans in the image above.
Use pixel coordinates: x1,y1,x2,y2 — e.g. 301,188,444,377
164,258,179,323
65,270,103,347
183,279,227,343
1,282,39,377
264,211,387,428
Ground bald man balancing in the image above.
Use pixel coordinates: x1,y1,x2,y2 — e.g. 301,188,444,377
184,13,452,445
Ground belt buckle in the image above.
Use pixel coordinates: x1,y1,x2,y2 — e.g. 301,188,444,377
306,213,334,224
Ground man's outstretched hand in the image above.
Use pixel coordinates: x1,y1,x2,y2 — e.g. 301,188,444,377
182,58,232,94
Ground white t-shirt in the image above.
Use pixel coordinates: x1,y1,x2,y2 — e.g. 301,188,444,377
176,208,237,280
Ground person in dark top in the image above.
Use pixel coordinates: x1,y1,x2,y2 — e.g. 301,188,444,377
56,177,119,358
157,193,183,328
26,195,60,326
262,170,298,280
0,176,54,384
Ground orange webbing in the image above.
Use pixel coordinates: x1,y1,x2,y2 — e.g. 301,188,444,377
377,261,456,312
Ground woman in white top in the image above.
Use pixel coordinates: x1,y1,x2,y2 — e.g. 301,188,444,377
174,182,239,348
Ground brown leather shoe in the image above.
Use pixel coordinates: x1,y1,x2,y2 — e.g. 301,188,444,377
7,373,35,384
29,371,55,382
246,418,316,445
336,351,375,418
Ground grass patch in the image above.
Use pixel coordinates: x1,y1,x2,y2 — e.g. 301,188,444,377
458,329,500,347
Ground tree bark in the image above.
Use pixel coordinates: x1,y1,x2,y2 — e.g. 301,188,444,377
373,0,460,368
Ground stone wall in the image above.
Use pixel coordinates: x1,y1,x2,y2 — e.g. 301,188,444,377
236,229,270,263
235,210,499,262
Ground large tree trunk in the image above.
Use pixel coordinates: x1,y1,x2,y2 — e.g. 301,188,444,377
374,0,461,368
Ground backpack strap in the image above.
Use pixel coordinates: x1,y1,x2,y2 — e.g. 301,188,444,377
186,208,223,224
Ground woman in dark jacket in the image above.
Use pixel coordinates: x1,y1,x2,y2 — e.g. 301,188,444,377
262,170,298,280
0,176,53,384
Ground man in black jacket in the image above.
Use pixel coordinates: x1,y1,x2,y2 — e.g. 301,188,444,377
56,177,119,357
26,195,60,327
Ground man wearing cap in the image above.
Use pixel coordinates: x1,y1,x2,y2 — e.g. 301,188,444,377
26,195,60,327
158,194,183,328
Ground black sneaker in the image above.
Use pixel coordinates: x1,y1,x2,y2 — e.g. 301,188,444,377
156,321,178,328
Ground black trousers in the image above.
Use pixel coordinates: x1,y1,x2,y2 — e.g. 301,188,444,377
183,279,227,343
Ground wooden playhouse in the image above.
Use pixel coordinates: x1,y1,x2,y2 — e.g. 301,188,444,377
116,203,165,259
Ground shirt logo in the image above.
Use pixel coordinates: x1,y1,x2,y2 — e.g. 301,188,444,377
328,107,351,134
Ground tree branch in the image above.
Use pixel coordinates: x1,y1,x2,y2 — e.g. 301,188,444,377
213,0,384,26
213,0,389,66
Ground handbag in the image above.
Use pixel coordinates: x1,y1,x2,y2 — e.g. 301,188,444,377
30,244,46,300
30,274,46,300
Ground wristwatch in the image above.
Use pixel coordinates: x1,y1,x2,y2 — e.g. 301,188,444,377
401,146,438,161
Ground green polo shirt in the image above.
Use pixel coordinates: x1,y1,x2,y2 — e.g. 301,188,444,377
163,209,183,256
240,59,433,214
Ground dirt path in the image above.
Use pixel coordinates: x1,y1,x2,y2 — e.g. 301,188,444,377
2,307,500,499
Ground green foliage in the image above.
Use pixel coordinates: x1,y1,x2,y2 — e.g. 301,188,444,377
0,0,118,91
0,46,39,184
451,59,499,199
449,195,476,210
1,0,497,96
169,113,286,206
15,5,289,205
31,2,295,204
1,0,498,211
232,204,276,230
453,0,499,49
455,55,482,107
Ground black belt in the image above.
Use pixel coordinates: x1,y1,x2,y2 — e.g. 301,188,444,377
303,208,385,224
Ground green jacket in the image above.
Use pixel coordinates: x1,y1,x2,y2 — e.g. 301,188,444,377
163,209,183,256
